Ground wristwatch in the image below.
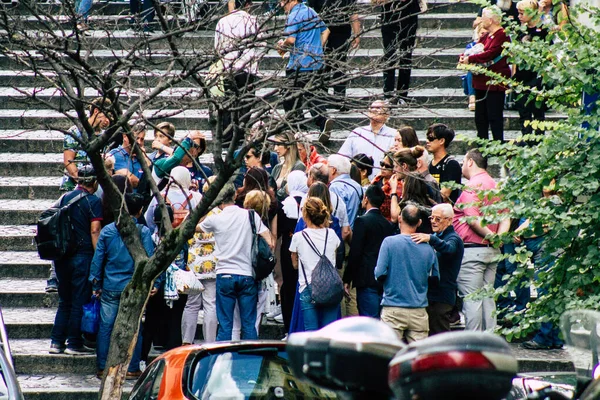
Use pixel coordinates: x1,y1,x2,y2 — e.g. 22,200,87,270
390,193,398,200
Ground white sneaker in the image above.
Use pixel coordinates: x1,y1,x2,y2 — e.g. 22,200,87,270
273,313,284,324
266,305,282,320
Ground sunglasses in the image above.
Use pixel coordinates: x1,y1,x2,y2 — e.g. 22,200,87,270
380,161,393,169
429,216,450,222
244,153,255,160
426,136,438,142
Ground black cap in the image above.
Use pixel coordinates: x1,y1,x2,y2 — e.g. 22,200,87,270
77,165,97,184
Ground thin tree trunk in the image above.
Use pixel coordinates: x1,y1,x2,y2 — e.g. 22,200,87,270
99,269,152,399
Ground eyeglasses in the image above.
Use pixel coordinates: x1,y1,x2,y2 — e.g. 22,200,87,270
380,161,393,169
429,216,451,222
426,136,438,142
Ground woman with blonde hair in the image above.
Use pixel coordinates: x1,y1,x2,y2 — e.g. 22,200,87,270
290,197,341,331
227,189,277,340
270,131,306,201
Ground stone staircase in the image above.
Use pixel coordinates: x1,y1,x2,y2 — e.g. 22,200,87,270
0,0,559,398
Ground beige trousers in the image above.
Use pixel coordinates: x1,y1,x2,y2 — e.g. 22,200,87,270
381,306,429,343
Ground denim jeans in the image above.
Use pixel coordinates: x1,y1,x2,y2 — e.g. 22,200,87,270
97,290,142,372
216,274,258,341
299,285,340,331
356,287,381,318
495,242,531,317
51,253,93,349
528,239,563,347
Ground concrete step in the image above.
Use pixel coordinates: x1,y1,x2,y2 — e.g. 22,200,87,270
1,28,473,49
0,125,512,155
0,108,563,133
0,47,465,70
11,325,284,374
0,87,470,110
0,176,62,199
0,151,213,177
0,225,37,251
2,305,285,340
0,68,466,88
7,0,481,15
18,373,132,400
13,12,477,30
0,278,57,308
0,251,50,278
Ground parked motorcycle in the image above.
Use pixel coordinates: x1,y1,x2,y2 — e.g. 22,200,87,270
287,311,600,400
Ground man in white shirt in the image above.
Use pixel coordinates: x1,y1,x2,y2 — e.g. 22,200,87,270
215,0,264,142
198,185,273,341
338,100,396,181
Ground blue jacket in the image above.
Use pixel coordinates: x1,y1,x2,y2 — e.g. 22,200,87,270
89,221,155,292
427,226,464,306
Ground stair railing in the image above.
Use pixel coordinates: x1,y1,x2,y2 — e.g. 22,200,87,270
0,306,13,368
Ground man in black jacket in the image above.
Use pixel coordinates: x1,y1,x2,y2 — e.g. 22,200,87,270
343,185,395,318
411,203,464,335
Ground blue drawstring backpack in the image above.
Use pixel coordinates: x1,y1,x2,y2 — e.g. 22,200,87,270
81,295,100,335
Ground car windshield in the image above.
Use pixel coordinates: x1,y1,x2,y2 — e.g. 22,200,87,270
190,348,338,399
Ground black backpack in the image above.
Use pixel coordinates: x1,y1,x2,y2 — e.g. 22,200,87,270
35,192,89,260
248,210,276,281
300,229,344,307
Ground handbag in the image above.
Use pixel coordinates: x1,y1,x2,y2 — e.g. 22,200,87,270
173,267,205,295
248,210,276,281
81,295,100,335
299,229,344,307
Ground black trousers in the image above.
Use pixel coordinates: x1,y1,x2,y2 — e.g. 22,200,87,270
324,25,353,98
381,12,418,99
130,0,154,24
279,247,298,333
475,89,505,142
221,71,256,144
141,289,187,361
426,301,454,336
283,69,328,130
516,90,546,136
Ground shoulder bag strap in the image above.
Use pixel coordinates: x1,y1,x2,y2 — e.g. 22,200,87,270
248,209,257,235
180,193,193,210
331,179,363,200
301,230,322,257
63,192,89,208
299,258,309,285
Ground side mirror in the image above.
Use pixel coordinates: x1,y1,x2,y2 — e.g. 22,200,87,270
286,317,405,397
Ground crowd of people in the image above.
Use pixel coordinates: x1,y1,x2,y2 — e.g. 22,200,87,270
45,0,564,380
47,92,554,384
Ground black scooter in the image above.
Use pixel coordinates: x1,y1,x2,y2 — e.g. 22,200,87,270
286,312,600,400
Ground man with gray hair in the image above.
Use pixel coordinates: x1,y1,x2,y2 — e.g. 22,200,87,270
338,100,396,181
411,203,464,335
328,154,364,228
